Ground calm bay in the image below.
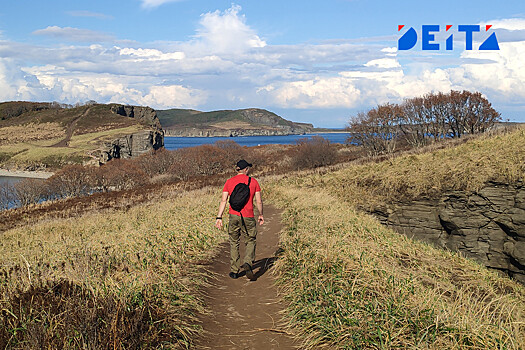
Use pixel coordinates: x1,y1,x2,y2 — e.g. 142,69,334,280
163,132,350,150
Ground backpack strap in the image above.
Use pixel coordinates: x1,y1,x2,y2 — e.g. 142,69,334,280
241,177,252,234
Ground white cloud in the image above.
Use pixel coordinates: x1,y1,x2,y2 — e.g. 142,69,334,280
33,26,114,43
3,9,525,122
118,47,185,61
364,57,401,69
21,64,205,109
456,40,525,101
193,5,266,54
490,18,525,30
143,85,206,108
260,75,362,109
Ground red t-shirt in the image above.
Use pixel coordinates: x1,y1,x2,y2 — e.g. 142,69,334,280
222,174,261,218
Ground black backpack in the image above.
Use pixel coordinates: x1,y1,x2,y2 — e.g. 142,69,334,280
229,177,251,212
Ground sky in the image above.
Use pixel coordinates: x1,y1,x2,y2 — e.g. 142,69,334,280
1,0,525,127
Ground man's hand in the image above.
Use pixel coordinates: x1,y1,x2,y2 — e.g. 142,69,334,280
258,215,264,225
215,218,223,230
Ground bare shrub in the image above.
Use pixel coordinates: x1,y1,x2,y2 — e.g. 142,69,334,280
292,136,337,170
135,148,175,177
348,103,402,156
0,281,184,349
169,145,230,180
215,140,246,164
0,182,15,210
13,178,47,206
46,164,97,199
95,158,148,191
349,90,501,154
400,96,431,148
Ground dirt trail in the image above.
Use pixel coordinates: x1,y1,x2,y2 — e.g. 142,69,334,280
194,205,297,350
50,107,91,147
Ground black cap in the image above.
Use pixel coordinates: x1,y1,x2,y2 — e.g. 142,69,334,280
236,159,252,170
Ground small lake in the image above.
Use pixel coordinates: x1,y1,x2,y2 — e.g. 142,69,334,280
164,132,351,150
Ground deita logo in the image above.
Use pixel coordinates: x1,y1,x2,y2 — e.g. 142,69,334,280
398,25,499,51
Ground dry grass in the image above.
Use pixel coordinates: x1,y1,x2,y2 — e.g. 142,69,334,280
0,125,147,169
0,122,65,145
265,181,525,349
0,186,227,348
68,124,146,149
1,126,524,348
259,127,525,348
288,126,525,210
0,103,152,169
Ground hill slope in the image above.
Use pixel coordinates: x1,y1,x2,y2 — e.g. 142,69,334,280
0,102,163,169
158,108,313,136
260,127,525,348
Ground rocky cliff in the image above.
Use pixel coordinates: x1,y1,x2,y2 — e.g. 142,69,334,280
110,105,162,130
94,105,164,163
94,130,164,163
372,181,525,284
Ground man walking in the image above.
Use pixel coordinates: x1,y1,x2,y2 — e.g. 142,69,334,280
215,160,264,280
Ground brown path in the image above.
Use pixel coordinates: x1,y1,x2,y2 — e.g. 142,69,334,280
50,107,91,147
194,205,297,350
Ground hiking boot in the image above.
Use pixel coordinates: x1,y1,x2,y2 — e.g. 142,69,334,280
229,272,239,279
242,263,256,281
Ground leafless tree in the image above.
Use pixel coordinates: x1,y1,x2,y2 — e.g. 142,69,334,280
0,182,15,210
348,103,402,155
350,90,501,154
13,178,47,206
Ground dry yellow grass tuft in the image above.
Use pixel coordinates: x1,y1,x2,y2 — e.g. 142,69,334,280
265,182,525,349
0,186,227,348
0,122,65,145
288,126,525,210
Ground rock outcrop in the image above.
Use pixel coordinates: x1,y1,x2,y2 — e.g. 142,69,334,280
95,130,164,163
372,181,525,284
93,105,164,163
111,105,162,130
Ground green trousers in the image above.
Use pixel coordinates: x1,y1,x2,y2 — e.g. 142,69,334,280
228,214,257,273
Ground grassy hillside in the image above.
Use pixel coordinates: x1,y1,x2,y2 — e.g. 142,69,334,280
266,181,524,349
261,126,525,348
0,102,153,169
0,186,226,348
1,125,524,348
157,108,294,129
292,127,525,211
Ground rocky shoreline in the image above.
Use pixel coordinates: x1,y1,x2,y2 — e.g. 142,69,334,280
164,128,310,137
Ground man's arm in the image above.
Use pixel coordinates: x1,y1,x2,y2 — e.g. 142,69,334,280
215,191,229,230
255,191,264,225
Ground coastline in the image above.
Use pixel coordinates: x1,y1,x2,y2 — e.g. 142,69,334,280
309,130,348,134
0,169,54,179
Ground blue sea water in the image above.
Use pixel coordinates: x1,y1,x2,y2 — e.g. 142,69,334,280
0,176,24,186
164,132,350,150
0,133,350,208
